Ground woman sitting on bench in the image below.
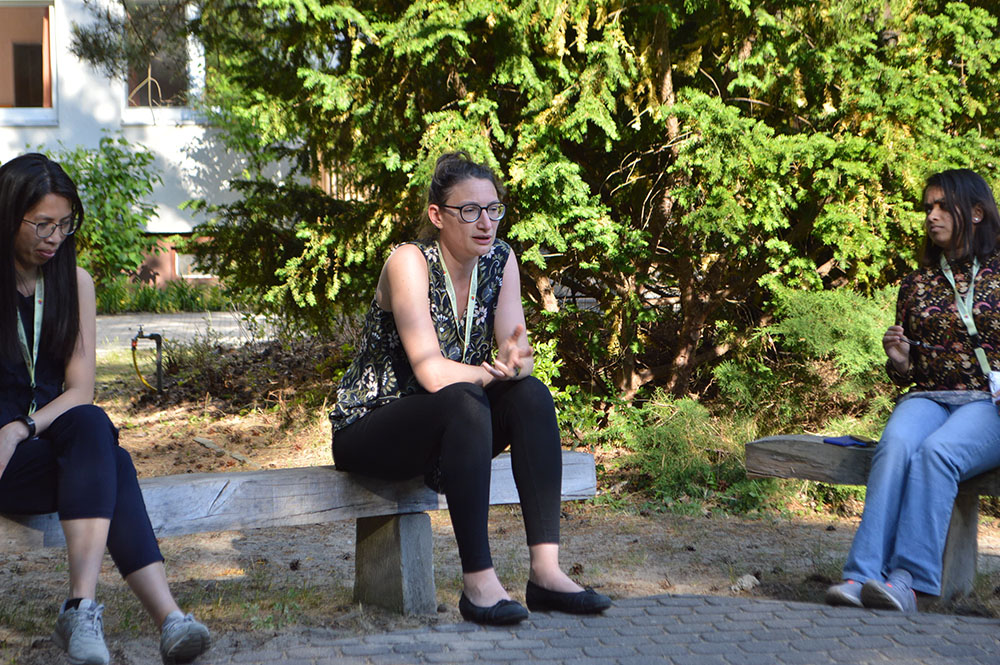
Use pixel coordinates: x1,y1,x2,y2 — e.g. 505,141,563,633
826,169,1000,612
330,151,611,625
0,154,210,664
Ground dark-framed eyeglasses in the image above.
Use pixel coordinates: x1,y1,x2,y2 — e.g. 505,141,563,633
21,217,78,239
439,202,506,223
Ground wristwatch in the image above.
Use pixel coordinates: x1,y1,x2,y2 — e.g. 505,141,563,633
14,414,35,439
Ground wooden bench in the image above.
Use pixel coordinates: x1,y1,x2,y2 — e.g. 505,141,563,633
745,434,1000,603
0,450,596,615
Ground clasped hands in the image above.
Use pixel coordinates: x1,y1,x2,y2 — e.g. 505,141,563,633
482,324,533,381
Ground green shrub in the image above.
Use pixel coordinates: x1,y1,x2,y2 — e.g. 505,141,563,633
604,392,792,515
712,286,898,436
48,135,160,289
95,278,230,314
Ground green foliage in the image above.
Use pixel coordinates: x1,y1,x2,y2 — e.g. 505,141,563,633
603,392,790,514
96,274,230,314
180,181,380,334
713,286,898,434
72,1,1000,403
768,286,894,379
51,136,161,289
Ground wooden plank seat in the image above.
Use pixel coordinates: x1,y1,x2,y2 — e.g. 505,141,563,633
0,450,597,614
745,434,1000,603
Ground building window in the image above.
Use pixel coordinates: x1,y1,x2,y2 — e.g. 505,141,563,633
125,0,188,108
0,3,56,125
175,252,210,279
121,1,203,124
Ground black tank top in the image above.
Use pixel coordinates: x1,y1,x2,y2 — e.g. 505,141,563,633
0,293,65,425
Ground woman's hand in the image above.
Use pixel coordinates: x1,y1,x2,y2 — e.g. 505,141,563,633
482,324,534,380
0,420,28,480
883,325,911,375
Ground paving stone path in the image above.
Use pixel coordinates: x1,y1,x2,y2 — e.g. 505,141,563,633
189,594,1000,665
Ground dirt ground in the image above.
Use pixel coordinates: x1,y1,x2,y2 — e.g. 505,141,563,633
3,352,1000,664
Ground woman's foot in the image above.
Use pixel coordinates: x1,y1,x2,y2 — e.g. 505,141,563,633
462,568,511,608
52,598,110,665
525,579,612,614
825,579,864,608
160,611,210,664
458,594,529,625
861,569,917,612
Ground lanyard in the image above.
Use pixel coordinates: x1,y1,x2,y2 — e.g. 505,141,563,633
15,272,44,414
940,255,992,376
436,241,477,363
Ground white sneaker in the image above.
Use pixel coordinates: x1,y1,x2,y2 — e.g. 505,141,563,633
160,610,211,664
52,598,110,665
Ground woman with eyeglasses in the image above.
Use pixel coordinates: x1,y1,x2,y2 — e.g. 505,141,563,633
330,151,610,625
0,153,210,664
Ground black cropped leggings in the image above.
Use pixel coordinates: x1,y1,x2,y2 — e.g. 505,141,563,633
0,404,163,577
332,377,563,573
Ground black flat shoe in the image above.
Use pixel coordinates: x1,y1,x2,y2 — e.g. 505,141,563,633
525,580,612,614
458,593,529,626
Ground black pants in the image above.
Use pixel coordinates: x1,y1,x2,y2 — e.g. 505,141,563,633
0,404,163,577
332,377,562,573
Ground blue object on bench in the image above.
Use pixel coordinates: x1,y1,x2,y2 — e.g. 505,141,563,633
822,435,874,447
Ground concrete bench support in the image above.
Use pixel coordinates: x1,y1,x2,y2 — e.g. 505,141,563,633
746,434,1000,603
355,513,437,614
0,450,597,615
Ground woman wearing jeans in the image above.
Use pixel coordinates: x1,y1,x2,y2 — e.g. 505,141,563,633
329,152,611,625
826,169,1000,612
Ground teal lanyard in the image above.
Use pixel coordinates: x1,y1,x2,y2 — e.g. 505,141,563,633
940,255,991,376
436,241,477,363
15,273,44,414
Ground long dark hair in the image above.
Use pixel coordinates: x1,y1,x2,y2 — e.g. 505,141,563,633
920,169,1000,265
0,153,82,362
419,151,506,240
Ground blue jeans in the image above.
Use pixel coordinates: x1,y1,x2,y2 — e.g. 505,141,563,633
842,397,1000,594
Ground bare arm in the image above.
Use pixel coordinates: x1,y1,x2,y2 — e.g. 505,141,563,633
484,251,534,380
382,245,494,393
31,267,97,434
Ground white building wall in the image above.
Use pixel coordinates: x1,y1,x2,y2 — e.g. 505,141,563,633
0,0,239,234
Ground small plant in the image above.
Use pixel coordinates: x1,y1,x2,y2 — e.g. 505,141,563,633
606,392,794,515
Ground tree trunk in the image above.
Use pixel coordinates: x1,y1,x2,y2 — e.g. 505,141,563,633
522,263,559,314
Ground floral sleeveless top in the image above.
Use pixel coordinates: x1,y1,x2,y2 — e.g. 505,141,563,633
329,240,511,432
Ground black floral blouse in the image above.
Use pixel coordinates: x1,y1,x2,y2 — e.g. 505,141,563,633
329,239,511,432
891,251,1000,393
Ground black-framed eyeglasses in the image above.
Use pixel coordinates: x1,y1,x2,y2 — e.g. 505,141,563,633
21,217,78,239
439,202,506,223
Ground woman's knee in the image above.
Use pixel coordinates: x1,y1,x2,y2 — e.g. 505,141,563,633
493,376,554,414
49,405,116,442
912,436,960,477
437,382,491,427
514,376,554,404
45,405,118,458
